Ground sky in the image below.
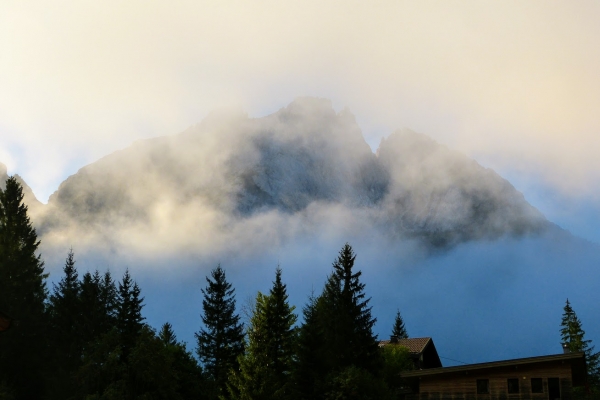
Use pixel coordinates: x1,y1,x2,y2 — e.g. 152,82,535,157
2,1,600,242
3,1,600,365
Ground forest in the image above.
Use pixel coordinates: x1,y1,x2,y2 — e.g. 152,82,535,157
0,176,598,400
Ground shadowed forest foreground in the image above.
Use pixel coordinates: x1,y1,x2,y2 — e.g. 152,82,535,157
1,176,598,400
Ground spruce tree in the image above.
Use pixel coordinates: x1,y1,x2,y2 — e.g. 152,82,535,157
321,243,379,373
391,309,408,339
47,250,83,399
293,293,326,400
560,299,600,388
196,265,244,397
99,270,118,332
79,270,102,342
0,176,48,399
228,267,297,400
49,250,81,346
159,322,178,346
266,267,297,392
293,244,380,399
116,269,145,357
226,292,271,400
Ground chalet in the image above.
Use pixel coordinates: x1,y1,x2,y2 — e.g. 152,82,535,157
399,351,587,400
379,337,443,369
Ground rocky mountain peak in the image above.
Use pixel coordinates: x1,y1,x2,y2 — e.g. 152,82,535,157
34,99,550,248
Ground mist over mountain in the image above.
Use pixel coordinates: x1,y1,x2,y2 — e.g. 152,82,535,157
33,97,550,256
0,162,43,217
4,98,598,366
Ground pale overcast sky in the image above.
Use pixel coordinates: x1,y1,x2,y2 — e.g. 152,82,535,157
2,1,600,241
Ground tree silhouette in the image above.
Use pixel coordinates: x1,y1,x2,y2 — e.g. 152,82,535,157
391,309,408,339
0,177,48,399
560,299,600,389
196,265,244,398
227,267,297,400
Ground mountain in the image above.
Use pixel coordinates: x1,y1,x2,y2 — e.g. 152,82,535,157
36,97,550,250
4,98,599,367
0,162,43,217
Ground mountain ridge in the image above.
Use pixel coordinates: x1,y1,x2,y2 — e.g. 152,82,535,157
10,97,549,251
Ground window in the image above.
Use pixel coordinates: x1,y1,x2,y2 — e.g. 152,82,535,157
531,378,543,393
507,378,519,394
477,379,489,394
548,378,560,399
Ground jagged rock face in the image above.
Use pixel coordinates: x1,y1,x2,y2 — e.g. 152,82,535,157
39,98,549,247
233,99,389,213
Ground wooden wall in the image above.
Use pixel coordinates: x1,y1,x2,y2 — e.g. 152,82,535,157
405,360,574,400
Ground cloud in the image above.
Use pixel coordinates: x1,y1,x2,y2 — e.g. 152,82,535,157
2,1,600,205
43,223,600,366
4,1,600,367
31,100,600,366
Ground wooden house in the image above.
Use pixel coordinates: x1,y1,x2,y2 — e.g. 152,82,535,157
379,337,443,369
399,351,587,400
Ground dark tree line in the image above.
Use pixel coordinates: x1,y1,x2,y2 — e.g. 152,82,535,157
10,175,600,399
0,176,48,398
0,176,412,400
0,178,206,399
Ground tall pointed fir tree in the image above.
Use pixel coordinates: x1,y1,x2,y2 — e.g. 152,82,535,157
293,244,381,399
391,309,408,339
196,265,244,398
47,249,83,399
321,243,379,373
0,176,48,399
159,322,178,347
79,270,104,343
116,269,145,358
560,299,600,389
99,270,118,333
227,267,297,400
293,293,326,400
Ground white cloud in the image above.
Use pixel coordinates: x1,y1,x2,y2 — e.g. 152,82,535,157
2,1,600,204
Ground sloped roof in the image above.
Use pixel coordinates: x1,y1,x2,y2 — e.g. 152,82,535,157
378,337,432,354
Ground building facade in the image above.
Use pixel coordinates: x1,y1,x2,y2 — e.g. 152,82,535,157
400,352,587,400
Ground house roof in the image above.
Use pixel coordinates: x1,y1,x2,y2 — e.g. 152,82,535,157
400,352,587,385
378,337,433,354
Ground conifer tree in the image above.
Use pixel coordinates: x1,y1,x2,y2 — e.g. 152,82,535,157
227,267,297,400
226,292,271,400
293,244,380,399
320,243,379,373
49,250,81,343
158,322,208,399
47,250,83,399
391,309,408,339
293,293,326,400
0,176,48,399
79,270,102,342
160,322,208,399
560,299,600,388
196,265,244,397
159,322,178,346
116,269,145,357
99,270,118,331
265,267,297,385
